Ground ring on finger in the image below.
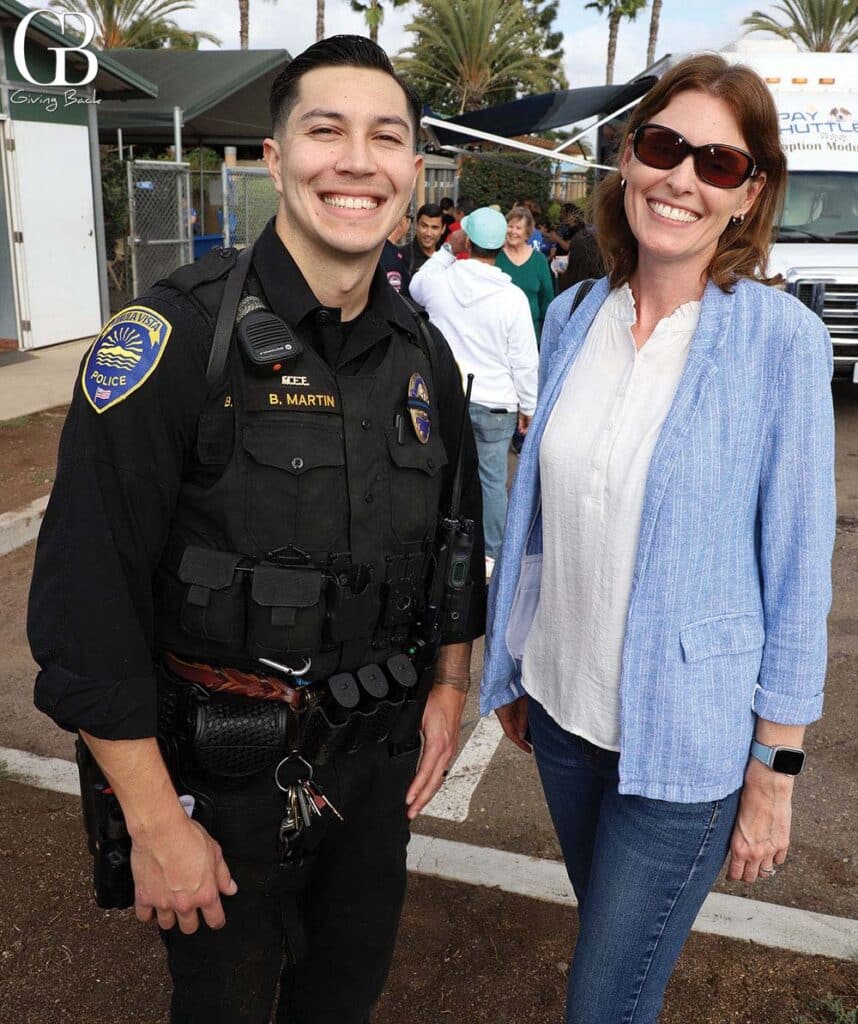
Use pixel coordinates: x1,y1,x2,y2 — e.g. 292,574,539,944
759,864,777,877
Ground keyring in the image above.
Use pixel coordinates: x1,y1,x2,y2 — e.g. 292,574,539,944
274,754,314,793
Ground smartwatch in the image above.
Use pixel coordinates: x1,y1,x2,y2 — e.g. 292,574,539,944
750,739,806,776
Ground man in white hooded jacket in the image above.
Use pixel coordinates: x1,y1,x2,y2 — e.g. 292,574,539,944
411,207,538,576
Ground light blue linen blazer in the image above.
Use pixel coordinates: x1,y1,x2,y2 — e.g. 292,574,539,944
480,276,836,802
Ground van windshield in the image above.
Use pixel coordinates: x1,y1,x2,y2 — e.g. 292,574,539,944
776,171,858,242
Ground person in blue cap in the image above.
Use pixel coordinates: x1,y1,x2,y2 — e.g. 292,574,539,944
411,206,539,578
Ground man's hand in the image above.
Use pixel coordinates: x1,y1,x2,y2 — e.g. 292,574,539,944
726,757,793,883
495,695,531,753
448,229,469,256
133,815,238,934
517,412,532,436
79,733,237,933
406,683,466,820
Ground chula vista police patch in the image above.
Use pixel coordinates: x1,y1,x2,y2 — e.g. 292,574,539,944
82,306,172,414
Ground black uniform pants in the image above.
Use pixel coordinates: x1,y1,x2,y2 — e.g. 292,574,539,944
160,737,422,1024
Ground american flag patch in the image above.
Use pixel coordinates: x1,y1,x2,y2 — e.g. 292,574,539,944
95,387,112,401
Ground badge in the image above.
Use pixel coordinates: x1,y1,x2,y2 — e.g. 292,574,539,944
82,306,172,414
407,372,431,444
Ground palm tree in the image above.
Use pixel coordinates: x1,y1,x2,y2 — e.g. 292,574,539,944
51,0,219,48
742,0,858,51
646,0,661,66
397,0,562,114
238,0,248,48
585,0,648,85
317,0,325,39
349,0,409,43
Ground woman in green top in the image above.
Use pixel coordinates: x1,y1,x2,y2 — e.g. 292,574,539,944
495,206,555,344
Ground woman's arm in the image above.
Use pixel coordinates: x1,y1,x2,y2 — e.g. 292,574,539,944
729,300,835,884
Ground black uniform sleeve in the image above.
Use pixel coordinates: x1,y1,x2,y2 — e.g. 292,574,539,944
27,287,215,739
427,323,487,645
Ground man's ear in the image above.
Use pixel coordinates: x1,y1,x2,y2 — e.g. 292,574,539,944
263,136,283,196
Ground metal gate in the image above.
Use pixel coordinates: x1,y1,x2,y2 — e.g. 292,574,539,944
127,159,193,295
221,166,278,248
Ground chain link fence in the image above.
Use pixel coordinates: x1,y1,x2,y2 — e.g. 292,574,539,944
127,160,193,296
222,166,278,248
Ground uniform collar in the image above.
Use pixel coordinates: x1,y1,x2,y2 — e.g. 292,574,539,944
252,219,418,344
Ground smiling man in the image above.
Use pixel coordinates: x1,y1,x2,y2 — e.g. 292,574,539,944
28,36,485,1024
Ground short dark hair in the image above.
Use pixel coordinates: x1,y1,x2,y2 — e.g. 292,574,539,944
269,35,422,145
470,242,502,259
416,203,443,221
456,196,476,217
439,196,454,212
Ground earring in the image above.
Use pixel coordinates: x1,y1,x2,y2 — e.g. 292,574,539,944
731,213,745,225
620,178,627,190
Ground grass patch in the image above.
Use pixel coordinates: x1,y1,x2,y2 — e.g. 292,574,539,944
0,415,33,430
795,994,858,1024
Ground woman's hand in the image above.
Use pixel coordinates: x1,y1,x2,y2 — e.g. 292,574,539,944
726,757,794,883
495,696,532,754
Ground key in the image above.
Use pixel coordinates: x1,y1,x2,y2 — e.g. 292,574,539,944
278,789,301,843
300,780,322,818
295,784,313,829
306,780,344,822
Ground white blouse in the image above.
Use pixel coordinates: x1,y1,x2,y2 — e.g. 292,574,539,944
521,283,700,749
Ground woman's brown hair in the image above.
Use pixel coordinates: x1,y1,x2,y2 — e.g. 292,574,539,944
593,54,787,292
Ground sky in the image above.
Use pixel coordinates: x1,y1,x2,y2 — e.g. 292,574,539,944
171,0,764,91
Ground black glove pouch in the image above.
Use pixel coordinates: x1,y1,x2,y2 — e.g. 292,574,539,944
179,547,247,647
247,563,326,659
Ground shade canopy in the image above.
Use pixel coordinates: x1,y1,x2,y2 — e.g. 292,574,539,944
425,78,658,149
96,48,291,146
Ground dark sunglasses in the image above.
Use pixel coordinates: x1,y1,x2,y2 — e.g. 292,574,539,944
632,123,758,189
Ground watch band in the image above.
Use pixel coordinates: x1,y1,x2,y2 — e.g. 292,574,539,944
750,739,806,776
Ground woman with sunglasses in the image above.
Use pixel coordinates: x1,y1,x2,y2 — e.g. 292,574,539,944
482,54,834,1023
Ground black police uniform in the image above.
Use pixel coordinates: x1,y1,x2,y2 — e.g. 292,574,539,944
28,220,485,1024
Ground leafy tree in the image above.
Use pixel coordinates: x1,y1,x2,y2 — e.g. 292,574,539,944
396,0,565,115
585,0,648,85
50,0,219,48
349,0,409,43
458,151,552,211
646,0,662,66
99,147,128,258
742,0,858,51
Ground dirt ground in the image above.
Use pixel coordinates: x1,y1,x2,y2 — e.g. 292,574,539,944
1,393,856,1022
0,407,66,515
0,781,855,1024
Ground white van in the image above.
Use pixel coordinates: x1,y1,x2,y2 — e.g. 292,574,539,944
631,42,858,379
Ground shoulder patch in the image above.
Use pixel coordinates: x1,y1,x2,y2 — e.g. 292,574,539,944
82,306,172,414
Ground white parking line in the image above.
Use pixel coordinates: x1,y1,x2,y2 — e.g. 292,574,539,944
423,713,504,821
408,834,858,962
4,745,856,962
0,495,49,557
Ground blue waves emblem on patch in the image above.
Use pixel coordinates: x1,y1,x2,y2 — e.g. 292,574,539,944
82,306,172,414
407,372,431,444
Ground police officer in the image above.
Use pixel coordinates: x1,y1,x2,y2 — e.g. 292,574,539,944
28,36,485,1024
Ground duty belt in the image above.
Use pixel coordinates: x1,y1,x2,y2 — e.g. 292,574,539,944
157,649,425,776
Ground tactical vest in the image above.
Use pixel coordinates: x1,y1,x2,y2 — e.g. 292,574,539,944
153,249,449,681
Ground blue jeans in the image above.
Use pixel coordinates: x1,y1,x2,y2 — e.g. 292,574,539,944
527,698,741,1024
468,402,517,559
